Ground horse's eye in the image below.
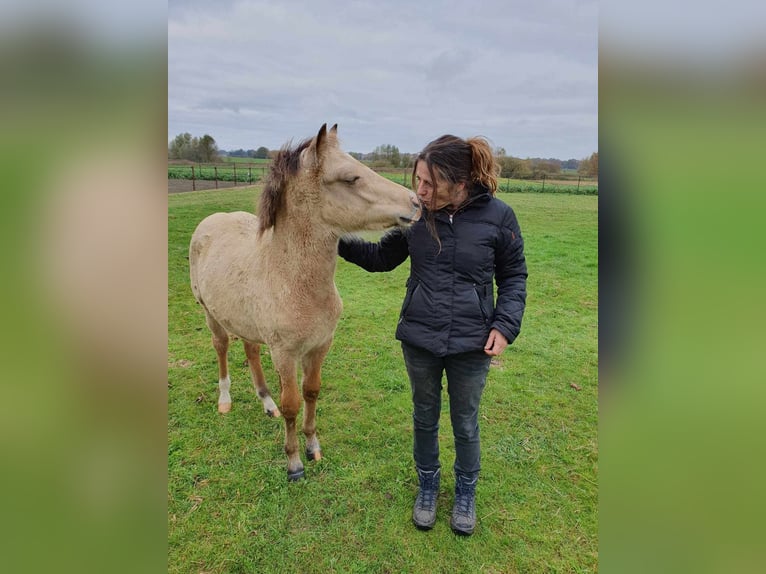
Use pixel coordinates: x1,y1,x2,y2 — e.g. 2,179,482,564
345,176,361,185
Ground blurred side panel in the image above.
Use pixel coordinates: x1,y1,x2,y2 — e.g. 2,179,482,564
600,1,766,572
0,2,167,573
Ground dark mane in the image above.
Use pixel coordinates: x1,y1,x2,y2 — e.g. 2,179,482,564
257,136,313,235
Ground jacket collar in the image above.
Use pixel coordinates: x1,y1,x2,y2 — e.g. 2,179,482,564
422,192,491,220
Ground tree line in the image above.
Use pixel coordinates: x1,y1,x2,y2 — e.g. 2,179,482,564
496,151,598,178
228,146,270,159
168,133,220,162
168,132,598,178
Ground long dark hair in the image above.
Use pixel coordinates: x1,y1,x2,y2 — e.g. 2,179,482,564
412,134,499,245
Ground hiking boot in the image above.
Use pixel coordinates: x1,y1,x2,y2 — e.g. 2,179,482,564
412,467,440,530
450,473,478,536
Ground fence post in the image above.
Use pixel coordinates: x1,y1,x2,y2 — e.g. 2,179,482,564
541,173,546,193
577,175,581,194
191,166,196,191
214,166,218,189
249,167,252,184
233,164,237,186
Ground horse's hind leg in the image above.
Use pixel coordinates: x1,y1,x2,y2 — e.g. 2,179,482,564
301,341,331,462
204,312,232,414
243,340,280,418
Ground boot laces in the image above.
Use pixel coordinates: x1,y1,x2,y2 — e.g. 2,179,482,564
419,486,437,508
417,470,439,508
455,478,476,514
455,489,473,513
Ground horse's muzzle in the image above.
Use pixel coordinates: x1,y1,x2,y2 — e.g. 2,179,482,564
399,199,421,225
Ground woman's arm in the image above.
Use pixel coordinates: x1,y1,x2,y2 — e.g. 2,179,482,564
338,228,410,272
492,208,528,345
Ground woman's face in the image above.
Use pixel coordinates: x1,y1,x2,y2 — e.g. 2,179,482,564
415,161,462,210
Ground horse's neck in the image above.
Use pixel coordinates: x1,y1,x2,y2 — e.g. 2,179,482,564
264,217,339,282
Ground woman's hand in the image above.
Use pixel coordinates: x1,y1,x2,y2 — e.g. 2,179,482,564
484,328,508,356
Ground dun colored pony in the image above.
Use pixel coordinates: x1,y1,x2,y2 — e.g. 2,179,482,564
189,124,420,480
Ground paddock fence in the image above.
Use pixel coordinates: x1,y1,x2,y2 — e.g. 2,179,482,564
167,162,598,195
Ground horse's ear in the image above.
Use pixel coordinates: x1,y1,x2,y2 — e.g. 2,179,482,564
308,123,331,168
315,123,328,153
327,124,339,145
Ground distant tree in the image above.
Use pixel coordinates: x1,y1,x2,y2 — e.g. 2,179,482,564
348,152,364,161
578,152,598,177
498,156,533,179
254,146,269,159
532,160,561,178
198,134,219,163
562,158,580,170
391,147,401,168
529,158,562,169
168,132,219,162
169,132,193,160
372,144,401,167
494,146,506,157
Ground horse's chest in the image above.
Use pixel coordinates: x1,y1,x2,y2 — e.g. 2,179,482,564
261,284,340,335
257,289,341,350
288,290,342,329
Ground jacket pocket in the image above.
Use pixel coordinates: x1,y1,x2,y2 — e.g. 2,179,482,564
472,284,490,324
400,280,421,321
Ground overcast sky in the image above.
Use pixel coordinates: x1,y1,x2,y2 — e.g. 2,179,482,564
168,0,598,159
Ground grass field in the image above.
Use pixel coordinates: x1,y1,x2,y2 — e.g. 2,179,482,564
168,165,268,184
168,186,598,573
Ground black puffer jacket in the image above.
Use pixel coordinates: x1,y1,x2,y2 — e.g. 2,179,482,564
339,193,527,357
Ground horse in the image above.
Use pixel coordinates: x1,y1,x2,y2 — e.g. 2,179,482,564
189,124,420,481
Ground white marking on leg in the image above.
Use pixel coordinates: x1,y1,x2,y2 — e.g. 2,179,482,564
306,435,321,459
218,375,231,406
262,395,278,415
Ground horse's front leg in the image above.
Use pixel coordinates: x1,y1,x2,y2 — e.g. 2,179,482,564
301,341,331,462
272,352,304,481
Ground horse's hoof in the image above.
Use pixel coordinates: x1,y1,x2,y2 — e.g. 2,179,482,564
306,449,322,461
287,468,305,482
218,402,231,414
267,408,281,418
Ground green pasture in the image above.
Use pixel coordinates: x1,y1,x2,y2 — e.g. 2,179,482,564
497,178,598,195
168,164,268,184
168,186,598,573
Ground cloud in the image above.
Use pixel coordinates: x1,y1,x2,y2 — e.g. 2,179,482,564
168,0,598,158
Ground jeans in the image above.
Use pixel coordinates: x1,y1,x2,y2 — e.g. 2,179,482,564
401,342,491,479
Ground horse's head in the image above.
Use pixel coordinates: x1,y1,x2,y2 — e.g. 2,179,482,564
305,124,420,233
258,124,420,236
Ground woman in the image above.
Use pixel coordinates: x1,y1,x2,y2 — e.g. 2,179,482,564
339,134,527,535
